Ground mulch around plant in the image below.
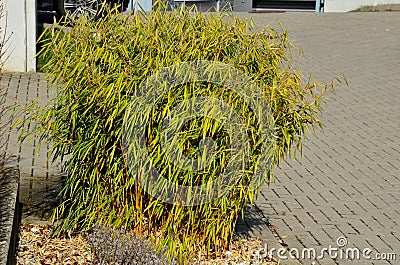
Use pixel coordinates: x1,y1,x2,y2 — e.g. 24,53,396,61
17,224,91,265
17,224,277,265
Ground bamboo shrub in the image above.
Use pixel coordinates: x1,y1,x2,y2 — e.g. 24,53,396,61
26,3,331,263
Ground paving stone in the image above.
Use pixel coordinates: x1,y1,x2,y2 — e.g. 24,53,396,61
0,72,61,224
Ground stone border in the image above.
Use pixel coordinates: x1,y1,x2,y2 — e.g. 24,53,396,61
0,168,21,265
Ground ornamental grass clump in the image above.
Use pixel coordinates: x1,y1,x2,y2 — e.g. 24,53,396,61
28,2,331,263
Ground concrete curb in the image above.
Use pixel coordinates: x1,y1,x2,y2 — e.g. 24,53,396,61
0,168,21,265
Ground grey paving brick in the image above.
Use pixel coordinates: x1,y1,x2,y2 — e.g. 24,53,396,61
319,206,343,220
343,202,367,215
293,212,319,229
308,230,334,246
306,210,333,226
330,204,355,217
272,223,293,237
346,219,373,235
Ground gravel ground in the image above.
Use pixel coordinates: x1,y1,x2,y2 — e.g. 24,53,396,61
17,224,277,265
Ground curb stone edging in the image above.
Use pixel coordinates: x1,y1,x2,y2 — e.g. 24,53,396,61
0,168,21,265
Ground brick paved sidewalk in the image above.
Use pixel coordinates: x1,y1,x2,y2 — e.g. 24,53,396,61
237,12,400,265
0,11,399,265
0,72,63,224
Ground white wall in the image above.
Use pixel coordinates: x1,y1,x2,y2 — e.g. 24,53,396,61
129,0,153,12
325,0,400,12
0,0,36,72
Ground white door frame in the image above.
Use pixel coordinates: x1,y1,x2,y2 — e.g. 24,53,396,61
0,0,36,72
